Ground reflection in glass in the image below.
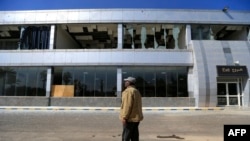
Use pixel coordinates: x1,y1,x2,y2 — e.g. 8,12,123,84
0,67,46,96
229,97,238,105
0,66,188,97
53,67,117,97
5,69,16,96
122,67,188,97
128,28,134,49
217,83,226,95
123,24,185,49
178,74,188,97
228,83,237,95
62,68,73,85
191,25,248,41
218,97,227,105
217,82,241,106
82,71,88,96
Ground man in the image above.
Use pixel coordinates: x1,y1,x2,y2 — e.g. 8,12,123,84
120,76,143,141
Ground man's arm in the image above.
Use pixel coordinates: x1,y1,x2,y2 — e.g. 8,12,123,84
121,91,133,120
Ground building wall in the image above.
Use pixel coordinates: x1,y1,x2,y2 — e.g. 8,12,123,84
1,9,250,107
0,97,195,107
192,40,250,107
0,49,193,67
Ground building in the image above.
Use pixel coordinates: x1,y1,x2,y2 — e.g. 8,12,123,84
0,8,250,107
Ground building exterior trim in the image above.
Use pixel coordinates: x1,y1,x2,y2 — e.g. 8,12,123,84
0,9,250,25
0,49,193,66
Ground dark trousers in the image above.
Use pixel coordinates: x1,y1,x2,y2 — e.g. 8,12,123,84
122,122,140,141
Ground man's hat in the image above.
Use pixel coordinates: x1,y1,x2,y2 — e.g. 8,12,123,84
124,76,136,83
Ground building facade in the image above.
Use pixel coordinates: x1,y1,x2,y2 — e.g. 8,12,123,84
0,9,250,107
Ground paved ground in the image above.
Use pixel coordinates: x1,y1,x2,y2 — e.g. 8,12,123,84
0,107,250,141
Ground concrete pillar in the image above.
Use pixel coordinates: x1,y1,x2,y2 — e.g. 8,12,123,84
117,24,123,49
173,25,180,49
49,25,56,50
187,67,194,97
117,67,122,97
244,79,250,107
46,67,52,97
186,25,192,49
18,26,25,50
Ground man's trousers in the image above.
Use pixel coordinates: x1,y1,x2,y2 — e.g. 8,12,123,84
122,122,140,141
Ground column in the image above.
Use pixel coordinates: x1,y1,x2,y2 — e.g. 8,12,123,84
117,67,122,97
45,67,52,97
243,79,250,107
141,26,147,49
173,25,180,49
49,25,56,50
185,25,192,49
117,24,123,49
18,26,25,49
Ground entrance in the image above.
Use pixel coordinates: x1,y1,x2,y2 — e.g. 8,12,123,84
217,79,242,106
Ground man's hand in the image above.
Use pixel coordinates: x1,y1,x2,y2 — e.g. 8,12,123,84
121,118,126,126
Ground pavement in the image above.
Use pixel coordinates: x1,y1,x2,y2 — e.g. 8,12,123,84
0,106,250,141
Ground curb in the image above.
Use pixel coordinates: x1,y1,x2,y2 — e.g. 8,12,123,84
143,107,225,111
0,107,225,111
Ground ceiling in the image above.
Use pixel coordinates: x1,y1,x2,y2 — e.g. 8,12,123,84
0,24,247,49
62,24,118,49
0,26,20,39
62,24,180,49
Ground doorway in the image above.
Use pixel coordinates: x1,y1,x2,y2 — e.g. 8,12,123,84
217,79,242,106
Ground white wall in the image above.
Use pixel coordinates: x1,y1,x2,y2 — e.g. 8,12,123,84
192,40,250,107
55,25,80,49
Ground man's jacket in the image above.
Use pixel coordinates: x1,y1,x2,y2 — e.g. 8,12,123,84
120,86,143,122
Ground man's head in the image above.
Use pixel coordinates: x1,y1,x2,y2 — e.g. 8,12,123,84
124,76,136,87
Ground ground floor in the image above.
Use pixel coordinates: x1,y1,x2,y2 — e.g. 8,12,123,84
0,65,249,107
0,66,188,97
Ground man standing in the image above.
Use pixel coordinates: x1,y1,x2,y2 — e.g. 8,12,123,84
120,76,143,141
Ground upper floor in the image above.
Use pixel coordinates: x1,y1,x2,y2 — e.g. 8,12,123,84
0,9,250,51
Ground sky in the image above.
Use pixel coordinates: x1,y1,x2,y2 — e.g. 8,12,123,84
0,0,250,11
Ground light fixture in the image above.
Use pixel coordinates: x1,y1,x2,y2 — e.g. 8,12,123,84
222,6,229,12
234,61,240,66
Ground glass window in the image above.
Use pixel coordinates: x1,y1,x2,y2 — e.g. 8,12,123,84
4,68,17,96
217,83,226,95
122,67,188,97
0,25,51,50
16,67,27,96
53,67,117,97
123,24,185,49
20,26,50,49
191,25,211,40
229,97,238,105
0,39,19,50
218,97,227,105
0,67,46,96
178,73,188,97
228,83,237,95
58,24,117,49
191,24,248,41
62,68,74,85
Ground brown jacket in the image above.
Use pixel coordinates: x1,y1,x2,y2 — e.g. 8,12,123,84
119,86,143,122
